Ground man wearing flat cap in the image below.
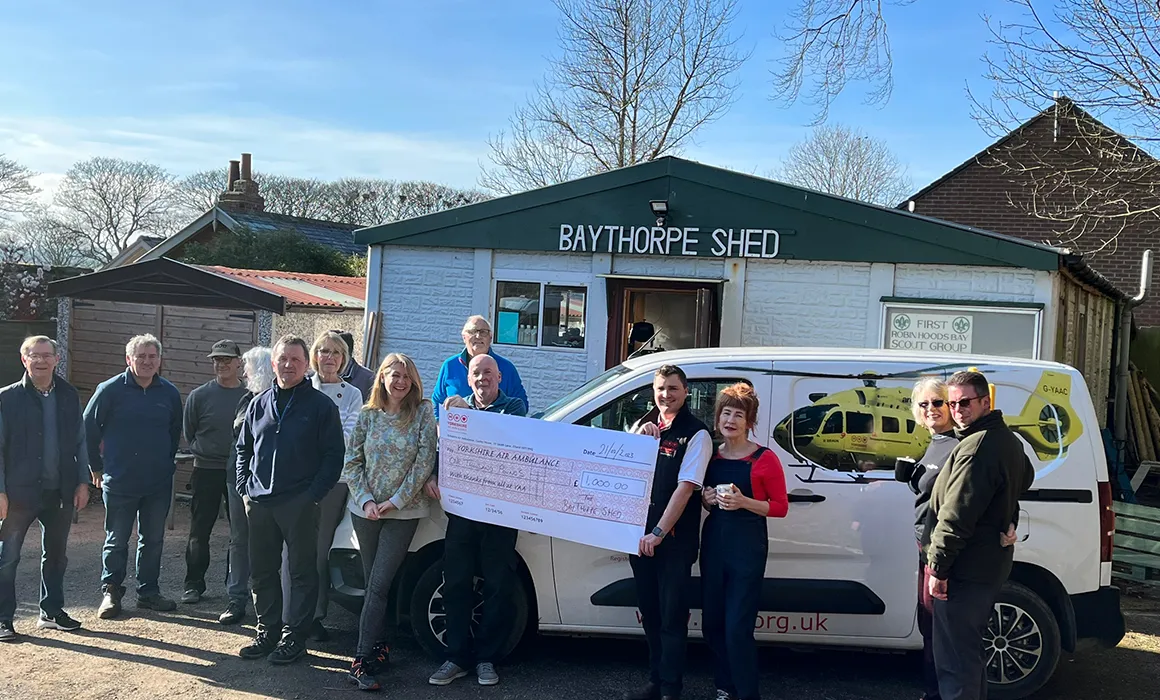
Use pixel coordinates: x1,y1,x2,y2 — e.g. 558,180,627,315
181,339,248,604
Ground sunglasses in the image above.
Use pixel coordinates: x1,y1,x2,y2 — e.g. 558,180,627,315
917,399,946,410
947,395,986,410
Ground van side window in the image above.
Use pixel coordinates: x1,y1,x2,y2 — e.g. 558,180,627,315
846,412,873,434
577,378,747,433
906,419,916,434
881,416,900,433
821,411,843,434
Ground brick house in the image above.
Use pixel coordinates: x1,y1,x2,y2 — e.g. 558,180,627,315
904,97,1159,326
352,156,1122,420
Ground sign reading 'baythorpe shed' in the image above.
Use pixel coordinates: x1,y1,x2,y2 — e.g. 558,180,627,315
354,156,1123,417
558,224,780,258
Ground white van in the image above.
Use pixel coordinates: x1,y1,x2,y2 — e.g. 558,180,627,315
328,347,1125,700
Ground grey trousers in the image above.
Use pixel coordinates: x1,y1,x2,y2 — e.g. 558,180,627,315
314,482,349,622
225,486,250,607
351,515,419,657
245,491,320,640
932,578,1003,700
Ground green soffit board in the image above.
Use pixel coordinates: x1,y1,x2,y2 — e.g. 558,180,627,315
353,157,1063,270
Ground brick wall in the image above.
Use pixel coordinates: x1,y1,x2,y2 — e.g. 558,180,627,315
910,111,1159,324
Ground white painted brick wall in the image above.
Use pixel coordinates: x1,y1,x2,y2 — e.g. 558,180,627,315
612,255,726,278
494,251,591,274
378,246,476,390
490,345,588,413
741,260,872,347
893,265,1045,303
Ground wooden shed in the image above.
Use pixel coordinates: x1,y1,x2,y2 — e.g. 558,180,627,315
47,258,286,405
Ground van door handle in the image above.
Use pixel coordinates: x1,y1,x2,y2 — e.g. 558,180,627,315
788,492,826,503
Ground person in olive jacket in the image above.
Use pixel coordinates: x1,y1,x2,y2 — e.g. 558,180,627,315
924,370,1035,700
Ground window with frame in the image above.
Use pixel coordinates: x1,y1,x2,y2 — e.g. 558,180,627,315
494,281,587,349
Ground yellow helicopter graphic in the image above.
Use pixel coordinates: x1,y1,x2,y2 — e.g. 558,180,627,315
771,370,1082,470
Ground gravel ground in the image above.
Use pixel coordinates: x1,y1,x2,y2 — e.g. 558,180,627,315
2,501,1159,700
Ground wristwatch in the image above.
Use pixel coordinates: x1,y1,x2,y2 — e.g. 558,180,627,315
651,526,666,539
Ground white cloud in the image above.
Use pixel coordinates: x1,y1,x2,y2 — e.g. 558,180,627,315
0,113,490,199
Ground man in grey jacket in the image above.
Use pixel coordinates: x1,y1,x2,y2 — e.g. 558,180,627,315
181,340,248,604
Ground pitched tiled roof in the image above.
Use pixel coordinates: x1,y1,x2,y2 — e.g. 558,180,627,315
201,266,366,310
227,210,363,255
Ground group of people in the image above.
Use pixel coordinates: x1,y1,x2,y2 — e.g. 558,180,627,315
0,314,1033,700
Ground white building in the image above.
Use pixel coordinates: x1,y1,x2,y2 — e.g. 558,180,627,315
355,157,1122,422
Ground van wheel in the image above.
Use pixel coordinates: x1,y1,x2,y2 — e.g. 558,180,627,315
408,559,529,661
986,581,1061,700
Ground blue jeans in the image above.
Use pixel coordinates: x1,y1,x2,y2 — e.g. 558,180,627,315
0,490,74,621
101,486,171,597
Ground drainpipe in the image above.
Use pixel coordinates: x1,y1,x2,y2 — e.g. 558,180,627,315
1114,250,1153,446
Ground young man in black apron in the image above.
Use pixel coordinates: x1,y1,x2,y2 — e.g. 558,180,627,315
624,365,712,700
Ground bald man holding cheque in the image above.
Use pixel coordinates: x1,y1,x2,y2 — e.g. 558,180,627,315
431,354,662,687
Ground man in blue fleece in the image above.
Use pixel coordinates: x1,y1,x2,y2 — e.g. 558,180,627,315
235,334,344,665
430,315,527,418
84,334,183,618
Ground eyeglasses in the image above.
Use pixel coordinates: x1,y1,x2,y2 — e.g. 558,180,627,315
316,349,344,358
947,395,985,410
24,353,56,361
917,399,946,410
464,329,491,338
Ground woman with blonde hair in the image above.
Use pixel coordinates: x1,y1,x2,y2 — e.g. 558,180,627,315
896,376,960,700
699,382,788,700
342,353,437,691
307,330,364,641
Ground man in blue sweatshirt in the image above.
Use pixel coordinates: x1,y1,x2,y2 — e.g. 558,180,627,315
235,334,344,665
430,315,527,418
84,334,183,619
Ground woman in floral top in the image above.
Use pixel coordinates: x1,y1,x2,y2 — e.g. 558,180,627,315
342,352,437,690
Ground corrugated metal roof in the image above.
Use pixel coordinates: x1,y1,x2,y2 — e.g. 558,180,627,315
202,266,366,309
228,210,363,255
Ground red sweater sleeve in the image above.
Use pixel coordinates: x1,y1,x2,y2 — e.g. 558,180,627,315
752,449,789,518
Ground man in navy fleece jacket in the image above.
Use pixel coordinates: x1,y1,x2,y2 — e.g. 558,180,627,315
235,334,344,665
84,333,183,619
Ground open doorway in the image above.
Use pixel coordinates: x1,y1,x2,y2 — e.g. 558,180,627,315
605,278,721,368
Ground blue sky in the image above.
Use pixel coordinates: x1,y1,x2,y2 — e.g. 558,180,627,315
0,0,1036,198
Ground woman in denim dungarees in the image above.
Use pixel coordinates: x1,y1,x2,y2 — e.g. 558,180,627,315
700,383,789,700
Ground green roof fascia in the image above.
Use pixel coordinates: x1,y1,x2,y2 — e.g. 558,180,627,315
353,159,674,245
354,157,1062,271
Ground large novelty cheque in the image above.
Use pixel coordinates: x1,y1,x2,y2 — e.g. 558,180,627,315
438,408,659,554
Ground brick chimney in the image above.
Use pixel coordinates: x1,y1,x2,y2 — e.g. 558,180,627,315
217,152,266,213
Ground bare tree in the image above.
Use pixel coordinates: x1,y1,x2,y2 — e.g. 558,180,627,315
11,207,91,267
774,123,912,205
773,0,918,124
45,157,178,264
173,168,226,219
968,0,1160,251
324,178,489,225
0,154,38,220
480,0,749,194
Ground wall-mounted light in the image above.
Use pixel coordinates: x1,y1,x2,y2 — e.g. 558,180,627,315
650,199,668,226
